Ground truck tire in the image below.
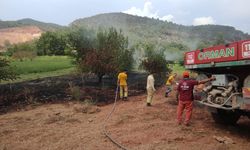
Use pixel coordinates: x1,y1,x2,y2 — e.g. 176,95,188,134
211,109,241,125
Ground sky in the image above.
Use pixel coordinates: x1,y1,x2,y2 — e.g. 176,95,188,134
1,0,250,34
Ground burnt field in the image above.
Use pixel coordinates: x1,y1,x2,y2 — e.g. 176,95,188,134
0,72,163,114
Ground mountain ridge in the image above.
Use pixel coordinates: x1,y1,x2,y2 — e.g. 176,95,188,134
0,13,249,50
70,13,250,49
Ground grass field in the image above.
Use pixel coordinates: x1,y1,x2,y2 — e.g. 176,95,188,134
11,56,75,74
2,56,185,84
1,56,76,84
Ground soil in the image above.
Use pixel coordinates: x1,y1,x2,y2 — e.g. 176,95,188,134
0,26,42,50
1,86,250,150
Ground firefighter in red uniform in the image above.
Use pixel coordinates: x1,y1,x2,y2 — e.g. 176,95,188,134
177,71,215,126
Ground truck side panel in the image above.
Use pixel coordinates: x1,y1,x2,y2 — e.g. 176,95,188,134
195,43,238,64
185,39,250,66
238,39,250,60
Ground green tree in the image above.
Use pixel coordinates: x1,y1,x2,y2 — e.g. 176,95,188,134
96,28,133,71
140,43,170,74
66,27,96,61
77,27,133,82
0,58,17,82
36,31,67,55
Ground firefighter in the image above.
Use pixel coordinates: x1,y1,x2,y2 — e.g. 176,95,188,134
165,73,177,97
177,71,215,126
146,72,156,106
117,70,128,100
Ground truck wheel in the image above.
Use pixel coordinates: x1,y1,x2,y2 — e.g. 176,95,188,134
211,109,241,125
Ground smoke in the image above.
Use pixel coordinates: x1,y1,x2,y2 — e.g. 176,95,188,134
164,51,182,61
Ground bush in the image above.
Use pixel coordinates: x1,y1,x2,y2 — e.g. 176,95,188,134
12,51,37,61
0,57,17,82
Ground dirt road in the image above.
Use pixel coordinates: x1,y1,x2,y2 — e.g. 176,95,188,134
1,87,250,150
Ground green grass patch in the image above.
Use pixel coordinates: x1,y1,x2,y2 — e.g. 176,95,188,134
1,56,76,84
11,56,75,75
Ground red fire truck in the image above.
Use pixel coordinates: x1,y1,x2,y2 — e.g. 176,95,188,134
184,39,250,124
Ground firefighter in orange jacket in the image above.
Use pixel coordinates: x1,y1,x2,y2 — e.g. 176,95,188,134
177,71,215,126
117,70,128,100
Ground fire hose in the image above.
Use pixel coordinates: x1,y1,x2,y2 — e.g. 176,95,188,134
102,85,129,150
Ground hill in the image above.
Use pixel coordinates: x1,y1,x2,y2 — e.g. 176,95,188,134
70,13,250,49
0,19,64,51
0,18,63,31
0,26,42,51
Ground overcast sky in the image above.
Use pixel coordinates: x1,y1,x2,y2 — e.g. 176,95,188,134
1,0,250,33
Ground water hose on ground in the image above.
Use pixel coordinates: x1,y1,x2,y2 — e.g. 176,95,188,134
102,85,129,150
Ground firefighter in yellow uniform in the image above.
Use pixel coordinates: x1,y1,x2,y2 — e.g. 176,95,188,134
165,73,177,97
117,70,128,100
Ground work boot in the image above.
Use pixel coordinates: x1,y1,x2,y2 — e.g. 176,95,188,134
147,103,151,106
184,122,190,126
165,93,168,97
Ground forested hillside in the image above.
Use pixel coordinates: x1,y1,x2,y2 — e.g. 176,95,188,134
71,13,250,49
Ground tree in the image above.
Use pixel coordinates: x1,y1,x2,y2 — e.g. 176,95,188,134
140,43,170,74
76,27,133,83
83,48,118,82
0,58,17,82
66,27,96,61
36,31,67,55
96,28,133,72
